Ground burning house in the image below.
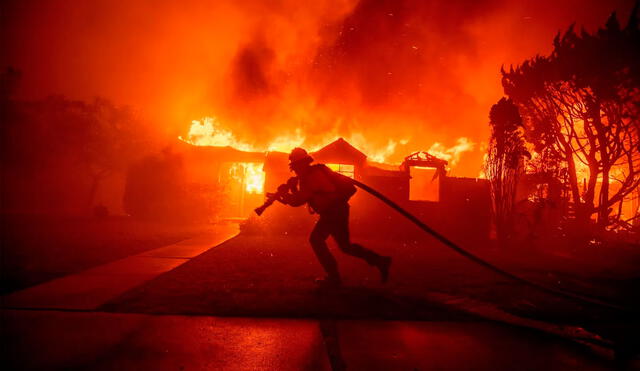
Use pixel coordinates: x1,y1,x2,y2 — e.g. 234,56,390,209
179,136,490,245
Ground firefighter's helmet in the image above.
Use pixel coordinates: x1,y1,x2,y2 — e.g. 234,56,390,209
289,147,313,166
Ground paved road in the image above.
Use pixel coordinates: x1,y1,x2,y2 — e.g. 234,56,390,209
2,309,612,371
1,226,629,370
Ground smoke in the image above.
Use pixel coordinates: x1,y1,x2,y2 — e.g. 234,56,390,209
232,39,275,100
1,0,636,176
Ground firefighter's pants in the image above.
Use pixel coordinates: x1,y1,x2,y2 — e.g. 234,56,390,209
309,203,382,279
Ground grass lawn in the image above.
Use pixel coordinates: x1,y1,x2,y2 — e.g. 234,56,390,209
101,232,637,319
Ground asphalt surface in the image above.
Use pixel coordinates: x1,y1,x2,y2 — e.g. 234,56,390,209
2,227,635,370
2,310,613,371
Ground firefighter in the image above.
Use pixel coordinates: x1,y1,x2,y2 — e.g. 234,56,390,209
279,147,392,287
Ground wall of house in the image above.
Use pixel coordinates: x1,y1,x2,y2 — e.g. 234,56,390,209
350,174,490,247
260,153,491,247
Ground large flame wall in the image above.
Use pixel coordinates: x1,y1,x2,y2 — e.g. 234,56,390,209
2,0,635,177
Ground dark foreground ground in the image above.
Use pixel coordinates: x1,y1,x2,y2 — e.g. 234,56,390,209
0,214,211,294
101,233,639,360
2,310,614,371
2,220,639,369
101,233,639,314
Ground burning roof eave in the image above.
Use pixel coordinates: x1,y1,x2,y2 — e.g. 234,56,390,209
179,140,267,163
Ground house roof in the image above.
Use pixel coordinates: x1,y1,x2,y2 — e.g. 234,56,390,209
178,140,266,163
312,137,367,165
402,151,447,169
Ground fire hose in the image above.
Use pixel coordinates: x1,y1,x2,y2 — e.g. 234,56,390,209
347,176,632,313
256,175,633,312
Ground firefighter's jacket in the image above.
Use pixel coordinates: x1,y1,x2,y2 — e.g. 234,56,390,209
282,165,343,214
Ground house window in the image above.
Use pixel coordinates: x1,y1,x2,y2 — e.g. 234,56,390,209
327,163,355,178
409,166,439,202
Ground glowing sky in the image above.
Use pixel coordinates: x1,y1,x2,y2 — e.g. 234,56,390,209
1,0,635,175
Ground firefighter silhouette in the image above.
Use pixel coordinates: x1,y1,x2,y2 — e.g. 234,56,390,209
279,148,392,287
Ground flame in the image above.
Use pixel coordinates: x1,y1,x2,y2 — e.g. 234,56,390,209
179,117,255,151
181,116,474,169
427,137,475,168
229,162,265,194
267,128,307,152
180,117,308,154
180,116,409,163
524,150,635,221
347,133,409,164
243,163,265,194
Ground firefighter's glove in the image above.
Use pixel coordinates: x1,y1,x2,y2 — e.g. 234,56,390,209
268,191,288,205
277,184,289,194
286,177,299,191
280,193,294,205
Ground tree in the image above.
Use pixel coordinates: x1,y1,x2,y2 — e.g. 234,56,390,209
123,149,222,221
81,98,147,210
485,98,527,244
501,8,640,230
1,71,148,214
